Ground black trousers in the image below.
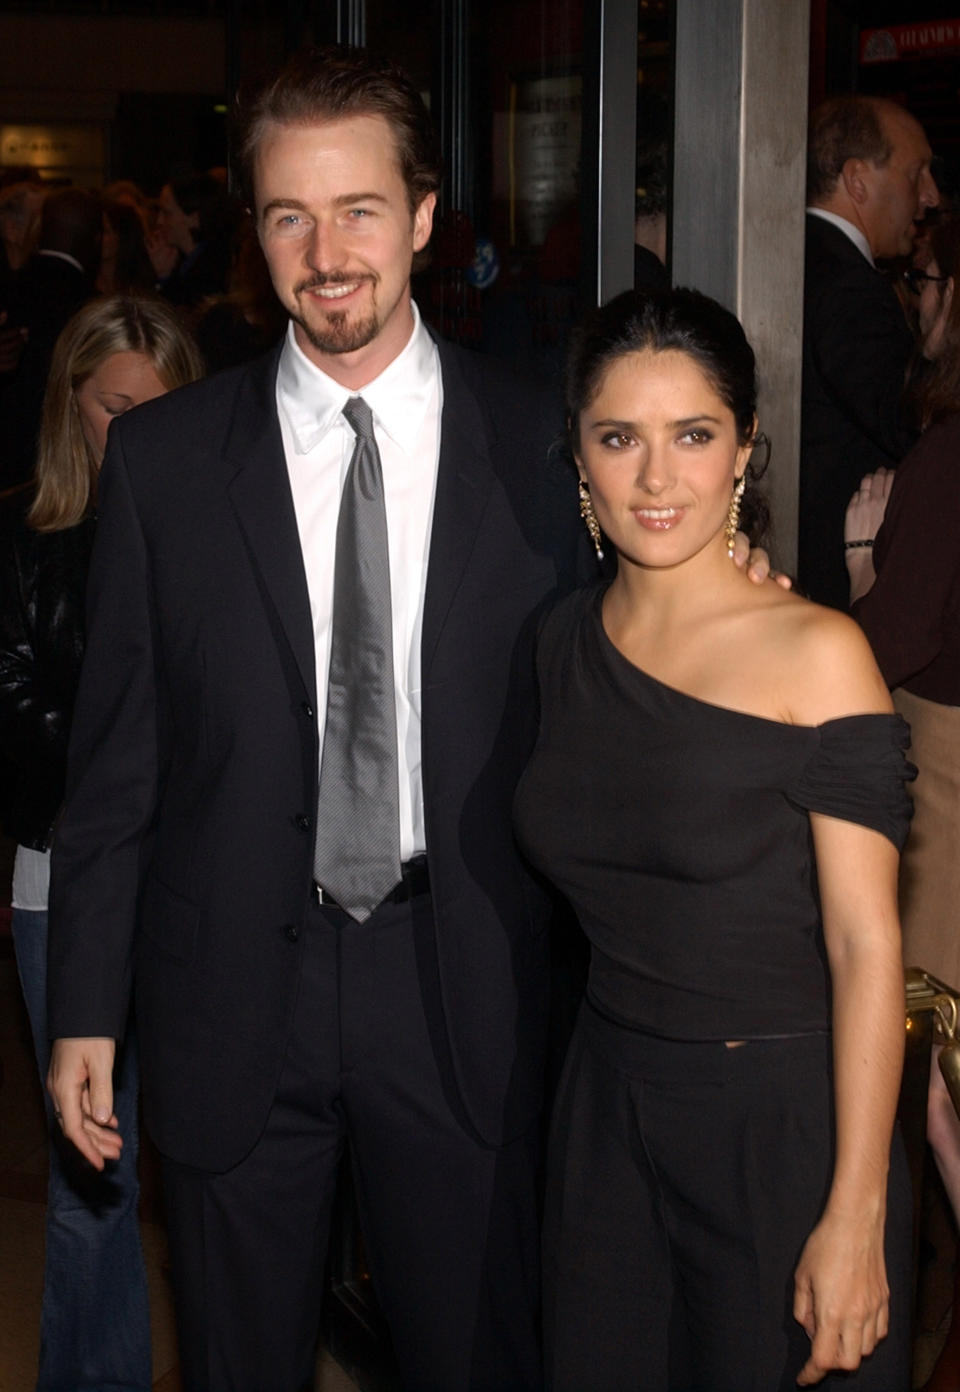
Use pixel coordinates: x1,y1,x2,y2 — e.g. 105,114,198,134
161,890,541,1392
543,1002,913,1392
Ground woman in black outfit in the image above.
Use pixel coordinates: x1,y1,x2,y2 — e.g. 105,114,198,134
514,288,915,1390
0,294,201,1391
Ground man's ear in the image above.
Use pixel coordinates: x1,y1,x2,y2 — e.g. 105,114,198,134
841,157,872,206
413,192,437,253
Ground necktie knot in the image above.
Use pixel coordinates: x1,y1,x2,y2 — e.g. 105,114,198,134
343,395,374,441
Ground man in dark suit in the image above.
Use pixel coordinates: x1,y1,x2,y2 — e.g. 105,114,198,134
799,95,938,609
46,48,578,1392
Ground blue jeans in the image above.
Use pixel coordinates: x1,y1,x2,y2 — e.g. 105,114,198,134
12,907,152,1392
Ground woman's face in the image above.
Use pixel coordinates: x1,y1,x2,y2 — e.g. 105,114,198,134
919,258,954,361
576,347,753,572
74,350,168,465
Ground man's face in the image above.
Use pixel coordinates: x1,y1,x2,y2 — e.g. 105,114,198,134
254,115,435,386
862,110,938,260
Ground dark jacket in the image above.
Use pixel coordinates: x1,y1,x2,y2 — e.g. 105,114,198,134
799,214,916,609
0,485,94,847
0,255,94,489
47,339,587,1171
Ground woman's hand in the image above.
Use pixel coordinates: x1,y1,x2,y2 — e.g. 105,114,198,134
845,470,894,602
845,469,894,547
794,1207,889,1385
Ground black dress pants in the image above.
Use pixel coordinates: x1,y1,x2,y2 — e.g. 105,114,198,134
543,1002,912,1392
161,889,541,1392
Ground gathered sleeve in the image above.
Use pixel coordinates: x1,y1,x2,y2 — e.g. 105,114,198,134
787,714,915,851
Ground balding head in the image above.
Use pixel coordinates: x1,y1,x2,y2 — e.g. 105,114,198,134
807,96,938,259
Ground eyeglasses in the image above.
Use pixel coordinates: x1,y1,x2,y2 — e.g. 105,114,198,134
903,266,950,295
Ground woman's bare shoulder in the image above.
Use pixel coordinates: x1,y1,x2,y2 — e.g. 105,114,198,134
759,592,893,725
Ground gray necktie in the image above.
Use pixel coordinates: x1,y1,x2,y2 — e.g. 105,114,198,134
312,396,401,921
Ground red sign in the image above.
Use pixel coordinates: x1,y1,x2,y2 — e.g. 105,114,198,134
860,20,960,62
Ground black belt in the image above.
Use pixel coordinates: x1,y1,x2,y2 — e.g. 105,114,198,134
314,855,430,909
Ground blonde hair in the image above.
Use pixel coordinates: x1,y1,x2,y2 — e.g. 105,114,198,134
29,295,203,533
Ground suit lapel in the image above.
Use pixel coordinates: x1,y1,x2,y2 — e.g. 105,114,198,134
225,349,318,707
422,341,496,677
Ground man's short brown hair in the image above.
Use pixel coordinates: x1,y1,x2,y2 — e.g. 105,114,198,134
806,95,893,202
234,45,443,214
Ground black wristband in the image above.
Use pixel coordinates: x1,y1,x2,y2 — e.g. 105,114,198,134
844,539,875,551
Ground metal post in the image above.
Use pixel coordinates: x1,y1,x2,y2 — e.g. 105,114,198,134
582,0,638,308
435,0,471,222
673,0,808,571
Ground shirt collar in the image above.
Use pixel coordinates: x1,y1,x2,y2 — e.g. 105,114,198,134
806,207,875,268
277,301,438,455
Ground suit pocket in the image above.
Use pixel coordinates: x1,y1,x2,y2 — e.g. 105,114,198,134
139,875,201,965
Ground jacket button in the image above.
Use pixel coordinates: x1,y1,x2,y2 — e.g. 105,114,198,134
283,924,299,943
295,813,310,832
302,701,314,718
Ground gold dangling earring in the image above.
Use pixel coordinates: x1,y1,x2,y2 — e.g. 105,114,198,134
725,474,746,558
578,479,605,562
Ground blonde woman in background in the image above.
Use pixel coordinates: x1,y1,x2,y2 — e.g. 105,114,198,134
0,295,201,1392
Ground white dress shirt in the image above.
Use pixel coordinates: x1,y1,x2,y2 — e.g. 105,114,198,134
806,206,875,267
277,303,442,862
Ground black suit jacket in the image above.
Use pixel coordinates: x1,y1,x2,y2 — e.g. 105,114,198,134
799,214,915,609
48,337,586,1171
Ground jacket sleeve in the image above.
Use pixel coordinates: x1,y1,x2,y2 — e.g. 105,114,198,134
807,268,914,464
852,424,960,688
47,433,159,1040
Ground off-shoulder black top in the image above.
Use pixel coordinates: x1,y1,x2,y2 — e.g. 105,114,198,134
514,585,914,1040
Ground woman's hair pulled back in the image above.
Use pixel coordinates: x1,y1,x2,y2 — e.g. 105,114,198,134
566,287,769,543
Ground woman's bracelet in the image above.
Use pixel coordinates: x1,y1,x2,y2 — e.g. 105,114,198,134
844,539,875,551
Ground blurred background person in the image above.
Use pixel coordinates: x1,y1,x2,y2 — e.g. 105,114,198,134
0,186,102,490
633,141,669,292
193,216,286,372
0,294,202,1392
847,214,960,1392
148,171,235,310
97,198,156,296
800,95,938,610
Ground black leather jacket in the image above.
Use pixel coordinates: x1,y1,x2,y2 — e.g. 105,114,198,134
0,485,93,848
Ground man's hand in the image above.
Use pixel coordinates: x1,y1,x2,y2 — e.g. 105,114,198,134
47,1037,122,1170
731,531,793,589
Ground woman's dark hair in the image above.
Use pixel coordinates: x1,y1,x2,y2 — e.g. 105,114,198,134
566,286,770,543
909,217,960,429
